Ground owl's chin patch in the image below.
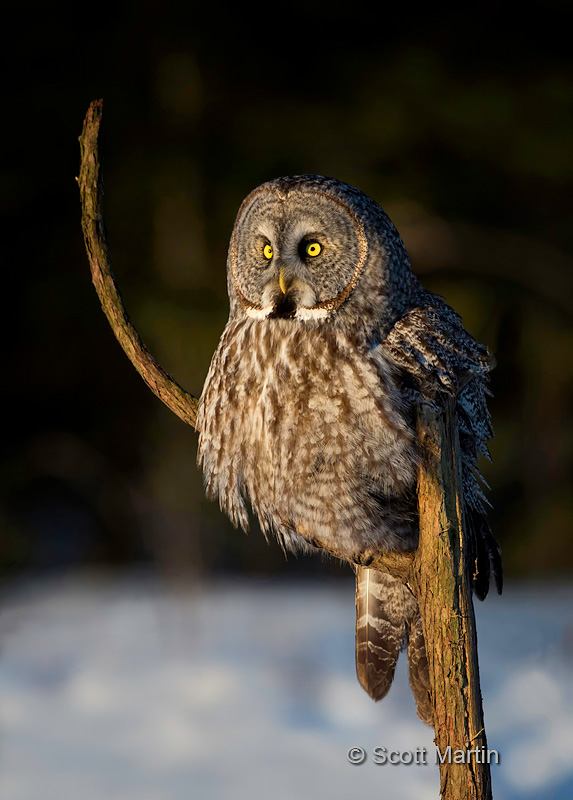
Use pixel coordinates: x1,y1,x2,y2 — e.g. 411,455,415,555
243,302,330,321
269,293,297,319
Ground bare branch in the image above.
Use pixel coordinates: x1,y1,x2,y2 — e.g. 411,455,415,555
78,99,199,428
414,400,492,800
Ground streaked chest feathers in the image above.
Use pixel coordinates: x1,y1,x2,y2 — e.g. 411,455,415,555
197,318,417,555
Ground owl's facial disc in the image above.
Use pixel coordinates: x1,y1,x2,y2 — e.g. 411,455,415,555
230,187,368,321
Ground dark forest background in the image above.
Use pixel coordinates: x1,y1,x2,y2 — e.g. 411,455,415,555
4,4,573,585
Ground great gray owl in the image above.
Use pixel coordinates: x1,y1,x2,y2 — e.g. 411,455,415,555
196,175,502,725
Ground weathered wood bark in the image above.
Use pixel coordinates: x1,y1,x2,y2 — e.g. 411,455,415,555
78,99,199,427
79,100,492,799
413,400,492,800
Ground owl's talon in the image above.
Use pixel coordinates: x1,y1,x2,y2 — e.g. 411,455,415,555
353,552,375,567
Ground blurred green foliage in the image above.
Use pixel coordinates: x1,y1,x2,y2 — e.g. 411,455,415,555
3,4,572,581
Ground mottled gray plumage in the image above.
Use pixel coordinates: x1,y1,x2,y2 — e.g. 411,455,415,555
196,175,501,725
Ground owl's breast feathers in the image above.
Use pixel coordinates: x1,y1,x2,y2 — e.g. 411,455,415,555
197,317,420,558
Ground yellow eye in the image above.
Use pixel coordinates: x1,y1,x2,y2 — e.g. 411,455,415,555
263,244,273,260
305,241,322,257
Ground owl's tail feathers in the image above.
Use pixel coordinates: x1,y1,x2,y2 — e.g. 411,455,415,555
407,609,433,726
355,568,416,701
355,568,433,726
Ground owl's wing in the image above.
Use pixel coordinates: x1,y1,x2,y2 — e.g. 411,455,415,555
382,305,495,399
381,304,502,599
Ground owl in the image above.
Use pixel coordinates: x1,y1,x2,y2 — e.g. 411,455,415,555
196,175,502,725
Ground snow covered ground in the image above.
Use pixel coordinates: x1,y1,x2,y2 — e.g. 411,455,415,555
0,571,571,800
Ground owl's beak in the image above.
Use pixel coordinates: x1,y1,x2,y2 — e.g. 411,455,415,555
269,267,297,319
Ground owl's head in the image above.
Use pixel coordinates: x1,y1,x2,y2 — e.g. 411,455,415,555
226,175,421,335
